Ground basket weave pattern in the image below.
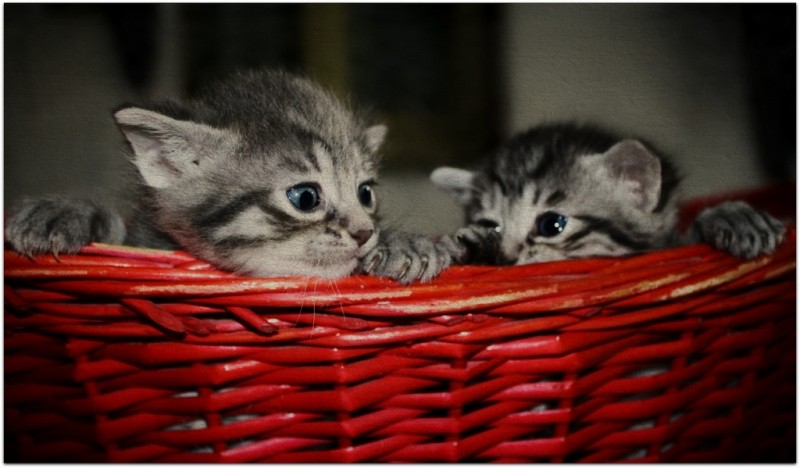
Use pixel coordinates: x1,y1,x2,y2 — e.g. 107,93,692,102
5,189,796,462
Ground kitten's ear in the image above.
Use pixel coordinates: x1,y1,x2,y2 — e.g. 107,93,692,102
363,124,388,154
598,139,662,212
114,106,237,189
430,166,475,206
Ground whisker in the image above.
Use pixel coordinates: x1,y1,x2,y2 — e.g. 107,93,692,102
294,273,311,330
329,278,348,328
310,275,319,339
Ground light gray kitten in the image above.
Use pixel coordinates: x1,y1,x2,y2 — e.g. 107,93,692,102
429,123,785,266
5,69,451,281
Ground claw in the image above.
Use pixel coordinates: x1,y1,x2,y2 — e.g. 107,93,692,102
416,256,430,281
397,255,412,281
50,240,62,263
21,242,35,261
363,251,383,273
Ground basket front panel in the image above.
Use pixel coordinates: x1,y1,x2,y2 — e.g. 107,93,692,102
5,224,796,462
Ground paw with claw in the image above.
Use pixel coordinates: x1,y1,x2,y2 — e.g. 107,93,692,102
454,223,503,264
691,201,785,259
361,230,464,283
4,197,126,259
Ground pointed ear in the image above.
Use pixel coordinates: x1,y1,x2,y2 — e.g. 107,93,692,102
114,107,237,189
598,139,662,212
430,166,475,206
363,124,387,154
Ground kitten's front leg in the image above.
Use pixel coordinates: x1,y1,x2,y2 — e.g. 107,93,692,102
5,197,126,259
361,229,465,283
454,224,503,265
690,201,785,259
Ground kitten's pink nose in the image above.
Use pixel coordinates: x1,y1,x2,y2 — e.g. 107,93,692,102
350,229,373,247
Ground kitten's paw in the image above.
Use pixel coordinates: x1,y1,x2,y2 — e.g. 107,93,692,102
691,201,785,259
361,230,461,283
5,197,126,259
455,224,502,264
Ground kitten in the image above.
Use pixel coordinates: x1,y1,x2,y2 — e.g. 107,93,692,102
5,68,439,280
429,122,785,266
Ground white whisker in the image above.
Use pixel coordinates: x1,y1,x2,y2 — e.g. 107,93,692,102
329,278,348,327
309,274,319,338
293,272,311,330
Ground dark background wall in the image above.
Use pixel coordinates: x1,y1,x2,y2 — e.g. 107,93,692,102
4,4,794,235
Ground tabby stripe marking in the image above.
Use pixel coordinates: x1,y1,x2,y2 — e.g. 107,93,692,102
194,190,272,229
214,235,270,250
546,190,566,205
563,227,593,247
574,215,652,251
288,123,336,172
531,147,556,179
489,168,509,197
533,187,542,205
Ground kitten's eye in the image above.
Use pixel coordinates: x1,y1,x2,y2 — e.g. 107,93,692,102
358,183,375,208
286,184,320,211
537,211,567,237
476,218,501,232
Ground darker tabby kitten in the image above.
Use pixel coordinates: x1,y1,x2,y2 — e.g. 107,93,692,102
4,69,455,281
429,122,785,266
418,122,787,444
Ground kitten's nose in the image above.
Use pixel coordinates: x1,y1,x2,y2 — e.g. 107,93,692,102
350,229,373,247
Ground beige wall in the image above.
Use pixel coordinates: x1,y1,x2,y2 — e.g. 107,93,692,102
500,4,767,199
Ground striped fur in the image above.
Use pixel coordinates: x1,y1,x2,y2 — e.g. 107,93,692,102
433,122,683,264
433,122,784,265
6,69,388,279
119,69,387,278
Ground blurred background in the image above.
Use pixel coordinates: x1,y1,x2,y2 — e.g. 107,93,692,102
4,3,795,236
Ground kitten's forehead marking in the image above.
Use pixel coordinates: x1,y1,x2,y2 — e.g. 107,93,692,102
300,139,376,228
303,139,325,172
310,137,374,178
307,139,331,174
532,187,542,205
545,190,567,206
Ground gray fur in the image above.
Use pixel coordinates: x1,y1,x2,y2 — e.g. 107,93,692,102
432,122,785,265
5,196,125,258
4,69,402,280
691,201,785,259
361,230,464,283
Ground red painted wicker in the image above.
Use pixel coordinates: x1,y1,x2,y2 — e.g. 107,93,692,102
5,185,796,462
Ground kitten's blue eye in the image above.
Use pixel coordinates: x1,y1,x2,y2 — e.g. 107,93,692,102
537,211,567,237
358,183,374,207
286,184,319,211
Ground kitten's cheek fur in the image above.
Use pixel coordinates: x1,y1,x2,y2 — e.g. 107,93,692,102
517,245,566,265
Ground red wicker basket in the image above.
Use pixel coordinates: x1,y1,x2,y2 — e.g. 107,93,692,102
5,184,796,463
